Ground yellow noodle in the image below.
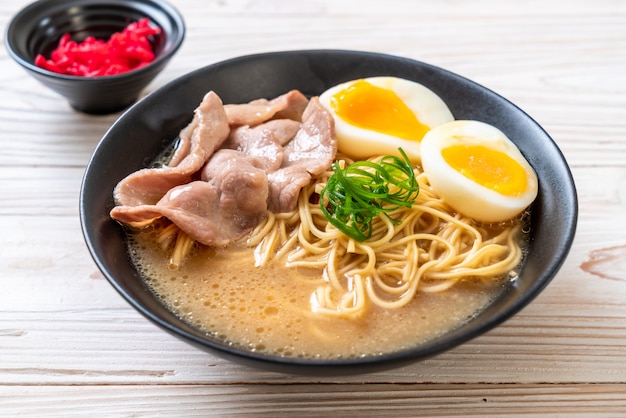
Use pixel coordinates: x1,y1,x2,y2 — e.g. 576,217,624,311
169,229,194,270
156,222,179,251
246,155,527,317
248,212,276,247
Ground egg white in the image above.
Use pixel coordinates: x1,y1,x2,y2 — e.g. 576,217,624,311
421,120,538,223
318,76,454,161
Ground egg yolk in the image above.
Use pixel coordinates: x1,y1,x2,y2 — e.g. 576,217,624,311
442,144,528,197
329,79,430,141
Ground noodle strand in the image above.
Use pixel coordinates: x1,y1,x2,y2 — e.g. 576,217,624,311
246,156,528,317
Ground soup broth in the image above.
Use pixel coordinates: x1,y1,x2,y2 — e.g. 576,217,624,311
129,224,513,359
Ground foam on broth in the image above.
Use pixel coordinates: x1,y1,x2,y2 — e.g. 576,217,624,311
128,223,515,359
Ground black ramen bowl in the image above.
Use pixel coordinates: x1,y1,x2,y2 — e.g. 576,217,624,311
4,0,185,114
80,50,578,375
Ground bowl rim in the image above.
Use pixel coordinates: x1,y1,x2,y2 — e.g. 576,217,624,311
80,49,578,373
4,0,186,81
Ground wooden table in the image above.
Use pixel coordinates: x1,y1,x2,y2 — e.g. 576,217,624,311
2,0,626,415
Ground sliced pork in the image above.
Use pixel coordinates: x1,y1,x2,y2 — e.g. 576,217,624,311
112,91,230,207
251,119,302,146
167,118,196,167
111,149,268,246
222,124,284,172
266,98,336,211
111,90,337,248
282,97,336,177
224,90,309,127
266,166,312,213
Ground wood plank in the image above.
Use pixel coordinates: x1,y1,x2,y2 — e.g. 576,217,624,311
2,384,626,417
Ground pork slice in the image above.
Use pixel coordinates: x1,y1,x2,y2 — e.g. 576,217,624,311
266,166,312,213
167,117,197,167
109,204,163,229
282,97,337,177
201,149,269,217
222,125,284,172
272,93,310,122
224,90,309,127
111,150,269,247
260,119,302,146
110,183,231,246
112,91,230,207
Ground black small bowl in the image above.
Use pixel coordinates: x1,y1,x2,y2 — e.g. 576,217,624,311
4,0,185,114
80,50,578,374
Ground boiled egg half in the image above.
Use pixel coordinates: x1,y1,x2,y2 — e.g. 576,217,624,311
421,120,538,223
319,76,454,161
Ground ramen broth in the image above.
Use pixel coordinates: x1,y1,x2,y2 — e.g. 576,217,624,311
129,223,517,359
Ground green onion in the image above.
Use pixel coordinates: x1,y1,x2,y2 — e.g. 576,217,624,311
319,148,419,241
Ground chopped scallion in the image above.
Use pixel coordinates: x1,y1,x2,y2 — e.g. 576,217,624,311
319,148,419,241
